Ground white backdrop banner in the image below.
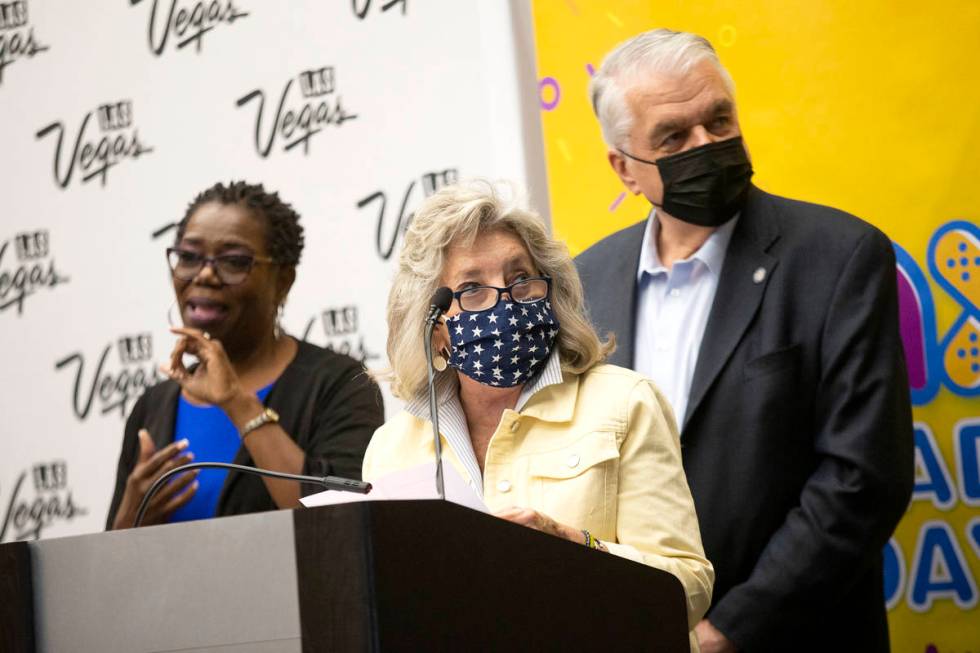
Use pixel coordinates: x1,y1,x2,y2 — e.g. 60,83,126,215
0,0,548,542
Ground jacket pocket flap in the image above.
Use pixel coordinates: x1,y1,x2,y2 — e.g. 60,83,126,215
744,343,801,380
528,434,619,480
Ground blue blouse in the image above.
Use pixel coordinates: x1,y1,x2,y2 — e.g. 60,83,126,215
169,384,274,523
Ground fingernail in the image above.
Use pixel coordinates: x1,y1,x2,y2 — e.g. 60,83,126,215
177,438,189,449
191,481,199,490
186,452,195,461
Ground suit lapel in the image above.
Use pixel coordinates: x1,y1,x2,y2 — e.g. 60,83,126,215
601,218,647,369
683,188,780,428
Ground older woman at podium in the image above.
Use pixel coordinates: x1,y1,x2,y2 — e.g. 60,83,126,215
363,181,713,640
106,181,384,530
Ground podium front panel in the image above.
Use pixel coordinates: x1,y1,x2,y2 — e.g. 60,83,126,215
30,511,302,653
294,500,690,653
4,500,691,652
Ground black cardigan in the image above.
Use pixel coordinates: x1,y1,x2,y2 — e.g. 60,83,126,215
105,339,384,528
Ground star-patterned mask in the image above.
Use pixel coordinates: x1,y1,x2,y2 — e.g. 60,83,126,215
446,298,560,387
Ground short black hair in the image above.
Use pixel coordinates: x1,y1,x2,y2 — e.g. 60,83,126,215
176,181,305,266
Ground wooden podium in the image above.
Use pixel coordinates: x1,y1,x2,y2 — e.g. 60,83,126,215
0,500,689,652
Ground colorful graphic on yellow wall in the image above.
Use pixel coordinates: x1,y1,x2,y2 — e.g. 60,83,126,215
531,2,980,651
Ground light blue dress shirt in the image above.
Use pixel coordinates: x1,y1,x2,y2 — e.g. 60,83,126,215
634,212,738,426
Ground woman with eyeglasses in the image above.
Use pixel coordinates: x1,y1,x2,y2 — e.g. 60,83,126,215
363,181,713,640
106,181,384,529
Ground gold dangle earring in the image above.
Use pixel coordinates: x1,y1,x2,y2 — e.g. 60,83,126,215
432,348,449,372
432,316,449,371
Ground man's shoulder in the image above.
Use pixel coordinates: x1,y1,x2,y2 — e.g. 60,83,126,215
753,188,888,252
575,219,647,270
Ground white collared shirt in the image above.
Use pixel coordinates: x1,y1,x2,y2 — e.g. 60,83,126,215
634,212,737,425
403,348,565,496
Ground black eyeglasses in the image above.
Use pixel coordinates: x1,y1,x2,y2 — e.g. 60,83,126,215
452,277,551,312
166,248,276,285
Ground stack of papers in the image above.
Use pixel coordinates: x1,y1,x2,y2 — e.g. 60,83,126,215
300,461,488,514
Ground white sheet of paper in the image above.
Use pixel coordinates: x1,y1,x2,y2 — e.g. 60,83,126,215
300,461,489,514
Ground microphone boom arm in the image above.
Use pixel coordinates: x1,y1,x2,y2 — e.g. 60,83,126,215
424,310,447,500
132,462,371,528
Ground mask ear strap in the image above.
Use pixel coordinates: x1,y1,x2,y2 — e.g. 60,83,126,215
617,147,660,166
616,148,668,209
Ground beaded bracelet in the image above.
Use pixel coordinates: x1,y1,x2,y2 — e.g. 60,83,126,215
582,530,605,551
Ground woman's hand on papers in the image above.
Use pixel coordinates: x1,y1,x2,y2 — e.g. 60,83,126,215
494,506,584,544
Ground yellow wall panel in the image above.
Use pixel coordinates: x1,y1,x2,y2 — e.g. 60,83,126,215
532,1,980,649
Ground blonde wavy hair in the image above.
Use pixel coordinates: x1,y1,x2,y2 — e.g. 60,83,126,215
384,179,614,400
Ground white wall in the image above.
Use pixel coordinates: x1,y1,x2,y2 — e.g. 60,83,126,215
0,0,546,541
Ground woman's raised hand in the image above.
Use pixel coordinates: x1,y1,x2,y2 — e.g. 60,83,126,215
111,429,199,529
162,327,244,407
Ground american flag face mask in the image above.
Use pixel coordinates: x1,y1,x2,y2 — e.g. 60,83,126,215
446,298,560,387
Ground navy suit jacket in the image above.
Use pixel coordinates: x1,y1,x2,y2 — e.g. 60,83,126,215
576,186,913,652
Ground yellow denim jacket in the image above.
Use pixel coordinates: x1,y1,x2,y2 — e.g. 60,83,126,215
363,362,714,637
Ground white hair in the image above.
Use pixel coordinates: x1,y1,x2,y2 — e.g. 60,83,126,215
589,29,735,148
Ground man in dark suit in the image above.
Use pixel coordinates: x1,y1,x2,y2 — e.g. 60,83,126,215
576,29,913,652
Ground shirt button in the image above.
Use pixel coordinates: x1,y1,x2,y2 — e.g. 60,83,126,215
566,454,580,468
669,288,681,297
510,420,521,432
497,479,512,493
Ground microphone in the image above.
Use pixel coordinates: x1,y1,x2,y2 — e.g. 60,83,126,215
424,286,453,500
132,462,372,528
427,286,453,324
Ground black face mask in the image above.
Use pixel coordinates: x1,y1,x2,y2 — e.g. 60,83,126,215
620,136,754,227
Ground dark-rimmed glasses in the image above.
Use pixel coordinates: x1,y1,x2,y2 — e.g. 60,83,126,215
166,247,276,285
452,277,551,312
